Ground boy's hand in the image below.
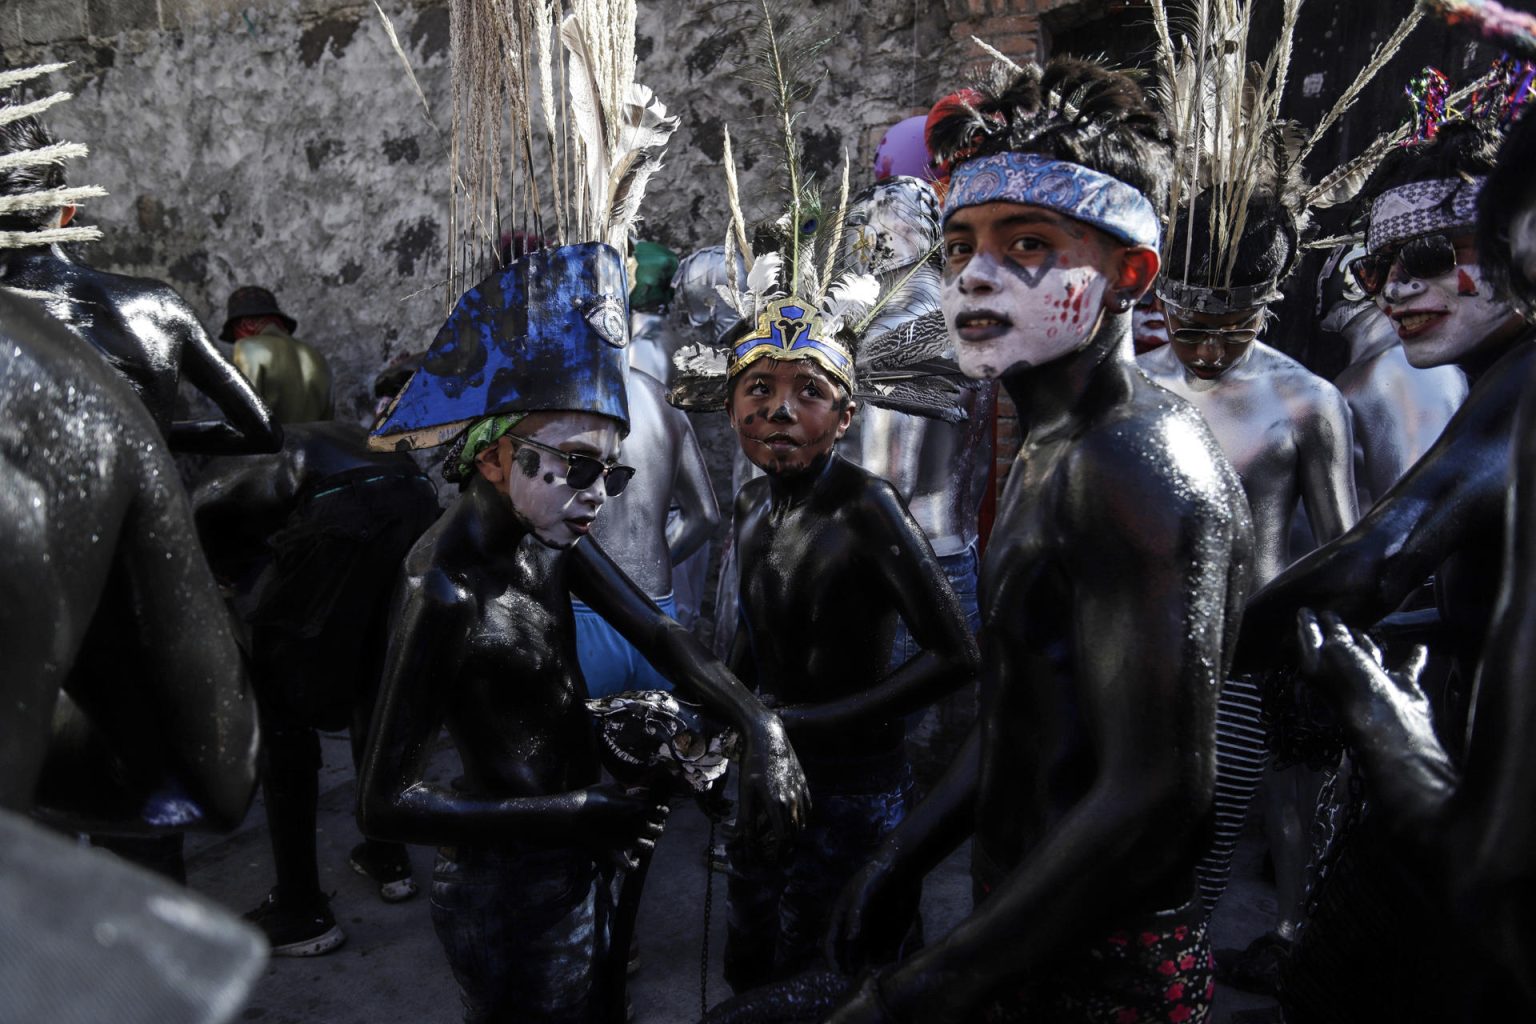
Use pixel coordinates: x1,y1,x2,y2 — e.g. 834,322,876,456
580,782,670,871
735,716,809,863
825,851,902,974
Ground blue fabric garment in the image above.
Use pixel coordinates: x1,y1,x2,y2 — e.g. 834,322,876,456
571,592,677,698
429,844,608,1024
888,542,980,668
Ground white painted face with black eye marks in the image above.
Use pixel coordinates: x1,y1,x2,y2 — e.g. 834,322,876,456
477,410,622,549
941,202,1111,380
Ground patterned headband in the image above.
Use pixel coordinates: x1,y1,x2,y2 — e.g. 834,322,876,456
942,152,1161,249
1367,177,1485,253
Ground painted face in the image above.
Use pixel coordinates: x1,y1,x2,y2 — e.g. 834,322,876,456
1165,305,1264,381
1131,292,1169,354
940,202,1113,380
477,410,623,549
727,359,854,477
1374,233,1522,368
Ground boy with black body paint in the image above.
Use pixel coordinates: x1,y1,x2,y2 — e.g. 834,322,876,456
718,305,980,991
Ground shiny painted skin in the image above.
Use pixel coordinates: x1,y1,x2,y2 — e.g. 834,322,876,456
1140,335,1359,588
0,288,259,831
587,313,720,599
1239,331,1536,681
0,244,281,453
357,428,807,864
826,199,1253,1023
843,263,994,559
1328,302,1468,509
728,443,980,761
1296,373,1536,997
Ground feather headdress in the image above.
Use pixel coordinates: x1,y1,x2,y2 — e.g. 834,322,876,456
1149,0,1423,312
670,1,965,419
0,63,107,250
441,0,677,299
370,0,675,454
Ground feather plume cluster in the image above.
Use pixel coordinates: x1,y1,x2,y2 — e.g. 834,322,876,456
1149,0,1423,289
441,0,677,298
710,2,879,342
0,63,106,250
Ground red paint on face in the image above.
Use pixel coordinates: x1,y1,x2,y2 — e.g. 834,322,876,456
1457,268,1479,296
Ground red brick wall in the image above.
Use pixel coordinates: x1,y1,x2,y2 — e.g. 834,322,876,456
941,2,1056,499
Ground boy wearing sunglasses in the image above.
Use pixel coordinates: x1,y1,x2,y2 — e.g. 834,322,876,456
1238,115,1536,1024
358,244,809,1024
1317,244,1467,510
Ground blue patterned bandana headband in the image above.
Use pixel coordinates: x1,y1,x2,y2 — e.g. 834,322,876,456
942,152,1161,249
1366,176,1485,254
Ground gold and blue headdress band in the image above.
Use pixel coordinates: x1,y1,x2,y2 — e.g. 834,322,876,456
727,296,855,393
942,152,1161,250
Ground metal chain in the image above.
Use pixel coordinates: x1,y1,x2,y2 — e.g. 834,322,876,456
1304,758,1366,923
701,817,716,1021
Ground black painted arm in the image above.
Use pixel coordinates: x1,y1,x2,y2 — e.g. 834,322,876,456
1239,360,1520,669
571,538,808,845
172,311,282,454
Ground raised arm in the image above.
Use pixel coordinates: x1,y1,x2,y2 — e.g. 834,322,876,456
170,300,282,454
837,443,1248,1023
663,411,720,565
569,538,808,847
1295,379,1360,546
776,482,978,734
1238,360,1523,669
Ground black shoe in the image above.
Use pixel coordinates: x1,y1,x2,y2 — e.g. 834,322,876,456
244,890,345,957
1216,931,1292,996
348,841,418,903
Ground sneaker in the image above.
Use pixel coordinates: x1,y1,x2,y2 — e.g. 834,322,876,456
348,841,418,903
1216,931,1292,996
244,890,345,957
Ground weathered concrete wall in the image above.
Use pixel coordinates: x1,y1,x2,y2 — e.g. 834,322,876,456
0,0,1046,423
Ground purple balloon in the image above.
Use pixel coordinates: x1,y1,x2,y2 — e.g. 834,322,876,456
873,115,936,183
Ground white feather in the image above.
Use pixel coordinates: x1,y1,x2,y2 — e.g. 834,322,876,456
820,273,879,322
746,251,783,299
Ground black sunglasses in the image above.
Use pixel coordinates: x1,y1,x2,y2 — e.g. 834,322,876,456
508,435,635,495
1349,234,1458,297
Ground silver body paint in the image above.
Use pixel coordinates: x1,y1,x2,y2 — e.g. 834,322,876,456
846,265,992,556
588,312,720,598
1140,339,1359,584
1330,302,1467,509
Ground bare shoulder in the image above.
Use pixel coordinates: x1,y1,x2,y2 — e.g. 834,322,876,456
1135,342,1182,384
1068,388,1245,537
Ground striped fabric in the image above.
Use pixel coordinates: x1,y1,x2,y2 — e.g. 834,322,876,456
1197,673,1270,912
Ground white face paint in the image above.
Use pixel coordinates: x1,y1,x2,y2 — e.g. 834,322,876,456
1376,258,1519,368
942,249,1108,380
480,410,622,549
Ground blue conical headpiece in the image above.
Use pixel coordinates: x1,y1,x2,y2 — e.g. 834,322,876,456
371,242,631,451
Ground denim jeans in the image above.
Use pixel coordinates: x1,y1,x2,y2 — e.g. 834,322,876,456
724,756,917,992
429,844,607,1024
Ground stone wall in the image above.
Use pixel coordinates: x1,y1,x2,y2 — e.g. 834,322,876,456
1,0,1049,424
